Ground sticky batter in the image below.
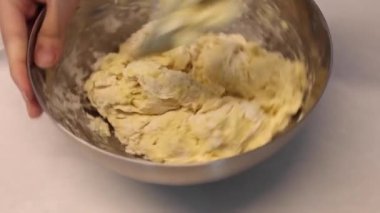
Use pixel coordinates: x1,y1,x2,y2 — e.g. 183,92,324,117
84,30,307,164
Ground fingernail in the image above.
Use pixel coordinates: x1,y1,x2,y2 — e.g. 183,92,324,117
27,101,43,119
36,44,56,68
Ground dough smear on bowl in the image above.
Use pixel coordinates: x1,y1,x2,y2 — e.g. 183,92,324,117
84,26,308,164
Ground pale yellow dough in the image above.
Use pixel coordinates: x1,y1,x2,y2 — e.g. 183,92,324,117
84,31,308,164
138,0,242,55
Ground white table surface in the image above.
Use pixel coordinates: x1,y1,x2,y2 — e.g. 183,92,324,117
1,0,380,212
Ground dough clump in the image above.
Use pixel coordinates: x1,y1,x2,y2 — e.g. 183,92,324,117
84,30,307,164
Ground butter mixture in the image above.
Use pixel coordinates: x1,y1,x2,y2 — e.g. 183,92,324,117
84,29,308,164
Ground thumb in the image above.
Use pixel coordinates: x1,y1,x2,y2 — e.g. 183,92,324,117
34,0,78,68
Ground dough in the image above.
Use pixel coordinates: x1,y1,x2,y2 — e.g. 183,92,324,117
84,31,308,164
87,116,111,138
138,0,243,55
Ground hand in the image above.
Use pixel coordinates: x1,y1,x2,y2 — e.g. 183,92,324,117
0,0,79,118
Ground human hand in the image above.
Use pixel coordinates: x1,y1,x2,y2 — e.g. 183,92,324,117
0,0,79,118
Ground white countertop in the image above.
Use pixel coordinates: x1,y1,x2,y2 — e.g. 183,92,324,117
1,0,380,212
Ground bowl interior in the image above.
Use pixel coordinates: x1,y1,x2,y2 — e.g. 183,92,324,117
29,0,331,161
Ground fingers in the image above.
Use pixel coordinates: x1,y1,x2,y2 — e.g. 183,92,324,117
0,1,42,118
34,0,78,68
0,0,78,118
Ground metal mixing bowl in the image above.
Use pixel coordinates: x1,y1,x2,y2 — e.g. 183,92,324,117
27,0,332,185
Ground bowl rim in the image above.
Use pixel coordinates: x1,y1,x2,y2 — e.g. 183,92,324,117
27,0,333,168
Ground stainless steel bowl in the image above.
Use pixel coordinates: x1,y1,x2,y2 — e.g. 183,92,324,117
27,0,332,185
